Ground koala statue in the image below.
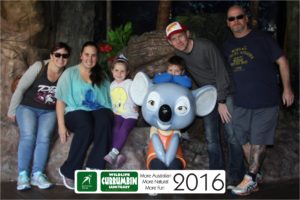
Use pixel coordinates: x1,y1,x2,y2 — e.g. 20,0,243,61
130,72,217,170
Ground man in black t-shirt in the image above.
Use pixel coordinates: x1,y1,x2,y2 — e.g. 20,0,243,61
223,5,294,196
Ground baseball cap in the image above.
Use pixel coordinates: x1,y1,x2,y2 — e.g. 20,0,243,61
166,21,187,39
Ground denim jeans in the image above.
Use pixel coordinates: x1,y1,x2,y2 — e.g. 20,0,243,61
203,96,245,183
16,105,56,174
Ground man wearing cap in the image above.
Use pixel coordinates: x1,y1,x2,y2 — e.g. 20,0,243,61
165,21,245,188
223,5,294,196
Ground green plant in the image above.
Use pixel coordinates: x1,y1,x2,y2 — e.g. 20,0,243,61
99,22,133,70
175,14,231,48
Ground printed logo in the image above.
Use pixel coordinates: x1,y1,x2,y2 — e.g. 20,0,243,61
101,171,138,192
77,171,97,192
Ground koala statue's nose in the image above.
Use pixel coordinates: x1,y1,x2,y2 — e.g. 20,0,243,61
159,104,172,122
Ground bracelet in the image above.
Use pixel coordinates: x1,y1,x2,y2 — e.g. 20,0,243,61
218,99,226,104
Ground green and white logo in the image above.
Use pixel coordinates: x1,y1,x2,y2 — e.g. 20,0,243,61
101,171,138,192
77,171,97,192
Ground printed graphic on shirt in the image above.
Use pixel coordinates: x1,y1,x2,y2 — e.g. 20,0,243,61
229,46,254,72
111,87,127,114
82,88,102,110
34,85,57,105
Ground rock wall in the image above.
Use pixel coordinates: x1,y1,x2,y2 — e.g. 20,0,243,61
0,1,97,121
1,0,44,182
124,30,175,78
1,1,44,121
1,1,96,182
47,127,149,184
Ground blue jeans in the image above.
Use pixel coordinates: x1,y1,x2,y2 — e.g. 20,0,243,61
16,105,56,174
203,96,245,183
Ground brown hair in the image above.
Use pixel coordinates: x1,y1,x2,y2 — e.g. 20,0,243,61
111,55,129,72
168,55,186,71
50,42,71,55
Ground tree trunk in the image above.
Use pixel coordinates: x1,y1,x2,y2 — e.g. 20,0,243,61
284,1,299,99
106,0,111,39
156,0,171,30
250,0,259,29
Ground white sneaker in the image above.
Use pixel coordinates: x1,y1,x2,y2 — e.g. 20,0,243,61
31,171,54,189
231,174,259,196
58,168,74,190
227,183,236,190
229,172,263,190
17,171,31,191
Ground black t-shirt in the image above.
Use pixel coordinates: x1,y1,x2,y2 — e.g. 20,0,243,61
21,64,58,110
223,30,282,108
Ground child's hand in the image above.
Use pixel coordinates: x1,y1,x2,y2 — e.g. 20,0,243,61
133,106,139,112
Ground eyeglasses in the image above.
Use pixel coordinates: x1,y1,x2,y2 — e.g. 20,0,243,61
227,14,245,22
53,52,70,59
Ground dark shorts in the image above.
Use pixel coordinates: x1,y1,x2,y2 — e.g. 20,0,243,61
233,106,279,145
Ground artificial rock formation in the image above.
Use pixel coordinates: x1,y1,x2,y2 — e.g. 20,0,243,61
1,1,96,182
1,1,44,120
124,30,175,78
1,1,44,181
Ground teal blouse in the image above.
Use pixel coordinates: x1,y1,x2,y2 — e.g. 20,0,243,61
56,65,112,114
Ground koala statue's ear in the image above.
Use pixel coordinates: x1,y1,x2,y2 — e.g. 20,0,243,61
129,72,152,106
192,85,217,116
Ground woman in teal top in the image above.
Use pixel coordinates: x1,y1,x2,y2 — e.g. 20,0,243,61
56,41,113,190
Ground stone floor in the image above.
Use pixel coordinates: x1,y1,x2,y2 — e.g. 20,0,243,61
1,178,299,199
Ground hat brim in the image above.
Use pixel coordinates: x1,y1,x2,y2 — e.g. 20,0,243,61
166,25,187,40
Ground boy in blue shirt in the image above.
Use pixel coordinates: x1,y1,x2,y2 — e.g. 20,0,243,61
153,55,192,89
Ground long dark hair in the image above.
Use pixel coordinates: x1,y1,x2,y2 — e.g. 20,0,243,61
80,41,105,86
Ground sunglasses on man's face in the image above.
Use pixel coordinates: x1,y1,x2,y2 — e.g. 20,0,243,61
53,52,70,59
227,14,245,22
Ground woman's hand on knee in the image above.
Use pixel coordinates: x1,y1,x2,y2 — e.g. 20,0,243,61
58,125,70,144
7,115,16,122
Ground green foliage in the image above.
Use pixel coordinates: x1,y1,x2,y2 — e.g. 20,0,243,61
100,22,132,62
99,21,133,75
107,21,132,53
175,14,231,48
